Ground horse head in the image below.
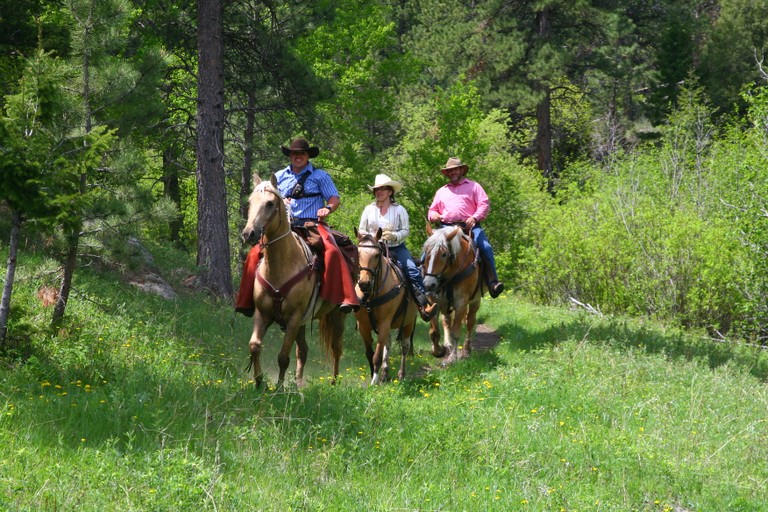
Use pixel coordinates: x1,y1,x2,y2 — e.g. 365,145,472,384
355,228,384,298
421,226,463,294
242,174,287,245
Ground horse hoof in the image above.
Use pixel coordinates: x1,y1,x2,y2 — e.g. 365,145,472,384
253,374,264,387
443,352,459,365
432,345,448,358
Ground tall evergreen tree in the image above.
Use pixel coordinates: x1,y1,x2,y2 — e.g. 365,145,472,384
698,0,768,115
404,0,617,190
0,51,115,342
196,0,232,298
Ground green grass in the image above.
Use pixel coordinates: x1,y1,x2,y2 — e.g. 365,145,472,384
2,247,768,511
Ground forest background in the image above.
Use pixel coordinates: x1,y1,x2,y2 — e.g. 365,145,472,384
3,0,768,347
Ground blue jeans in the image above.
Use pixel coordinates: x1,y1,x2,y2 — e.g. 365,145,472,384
471,225,499,281
389,244,427,294
439,223,499,283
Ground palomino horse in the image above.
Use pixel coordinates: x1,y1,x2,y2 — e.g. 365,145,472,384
241,174,347,387
421,226,482,363
355,229,418,385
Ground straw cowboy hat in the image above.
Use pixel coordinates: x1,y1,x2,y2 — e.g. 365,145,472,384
368,174,403,193
281,137,320,158
440,157,469,176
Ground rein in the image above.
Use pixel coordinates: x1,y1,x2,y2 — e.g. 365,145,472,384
254,188,320,329
424,233,480,308
357,241,409,334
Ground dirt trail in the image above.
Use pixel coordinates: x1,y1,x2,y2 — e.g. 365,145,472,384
411,323,500,379
472,323,501,351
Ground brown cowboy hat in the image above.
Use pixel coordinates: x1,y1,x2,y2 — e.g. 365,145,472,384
440,157,469,176
281,137,320,158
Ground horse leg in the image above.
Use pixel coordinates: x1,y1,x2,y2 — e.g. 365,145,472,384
371,324,391,385
398,320,416,381
443,309,462,364
276,321,302,388
294,325,308,387
443,310,461,365
249,313,270,387
462,301,480,359
429,314,446,358
356,316,376,380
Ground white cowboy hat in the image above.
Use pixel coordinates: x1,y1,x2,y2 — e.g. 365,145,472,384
368,174,403,193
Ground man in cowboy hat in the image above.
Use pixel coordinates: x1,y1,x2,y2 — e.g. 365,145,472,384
235,137,359,315
427,157,504,298
358,174,437,321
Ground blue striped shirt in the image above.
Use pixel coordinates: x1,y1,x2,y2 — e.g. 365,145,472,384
274,162,339,221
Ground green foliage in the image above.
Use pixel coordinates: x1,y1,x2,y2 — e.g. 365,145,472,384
698,0,768,116
517,80,768,340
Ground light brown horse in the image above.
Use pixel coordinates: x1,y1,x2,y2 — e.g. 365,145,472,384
354,229,418,384
421,226,482,363
241,174,346,387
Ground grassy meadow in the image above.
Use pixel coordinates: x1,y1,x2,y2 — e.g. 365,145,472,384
2,247,768,511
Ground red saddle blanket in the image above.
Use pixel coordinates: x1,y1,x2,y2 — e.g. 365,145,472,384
235,223,358,317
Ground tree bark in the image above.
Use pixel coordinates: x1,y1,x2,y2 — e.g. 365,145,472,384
196,0,233,297
535,7,555,193
162,146,183,246
51,228,79,324
0,210,22,346
238,92,256,263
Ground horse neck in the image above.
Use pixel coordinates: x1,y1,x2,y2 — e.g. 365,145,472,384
451,236,475,271
261,214,303,275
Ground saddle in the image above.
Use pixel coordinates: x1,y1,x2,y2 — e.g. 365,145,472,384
292,221,359,279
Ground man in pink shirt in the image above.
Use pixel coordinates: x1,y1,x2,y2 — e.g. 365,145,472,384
427,157,504,298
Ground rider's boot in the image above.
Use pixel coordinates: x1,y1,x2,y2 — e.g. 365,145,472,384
482,261,504,299
414,288,438,322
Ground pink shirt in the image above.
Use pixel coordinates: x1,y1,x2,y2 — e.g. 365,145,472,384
428,178,490,223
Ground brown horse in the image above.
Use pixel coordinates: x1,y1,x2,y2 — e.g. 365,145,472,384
354,229,418,384
241,174,347,387
421,226,482,363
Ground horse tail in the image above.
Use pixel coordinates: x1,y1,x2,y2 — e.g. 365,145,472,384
319,308,345,366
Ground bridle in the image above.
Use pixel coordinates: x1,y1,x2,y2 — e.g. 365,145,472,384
356,237,408,333
423,232,480,304
252,186,318,328
254,188,288,249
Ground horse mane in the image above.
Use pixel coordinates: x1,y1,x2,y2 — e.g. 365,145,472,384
358,232,378,245
423,227,463,258
251,178,283,200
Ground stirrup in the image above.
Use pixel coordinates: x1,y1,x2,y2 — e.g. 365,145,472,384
420,302,438,321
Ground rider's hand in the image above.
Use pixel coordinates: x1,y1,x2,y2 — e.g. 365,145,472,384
317,206,331,220
466,216,477,230
427,211,441,223
381,230,397,242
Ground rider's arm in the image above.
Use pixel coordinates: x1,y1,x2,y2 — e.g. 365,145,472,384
393,204,410,243
318,195,340,220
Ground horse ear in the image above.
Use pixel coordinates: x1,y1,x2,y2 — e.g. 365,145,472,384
252,173,262,188
425,221,433,236
375,227,383,240
445,226,461,241
270,173,278,188
354,227,360,240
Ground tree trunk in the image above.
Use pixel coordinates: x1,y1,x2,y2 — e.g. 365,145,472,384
535,7,555,193
162,146,183,246
196,0,233,298
0,210,22,346
51,228,80,324
536,87,554,191
239,92,256,262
